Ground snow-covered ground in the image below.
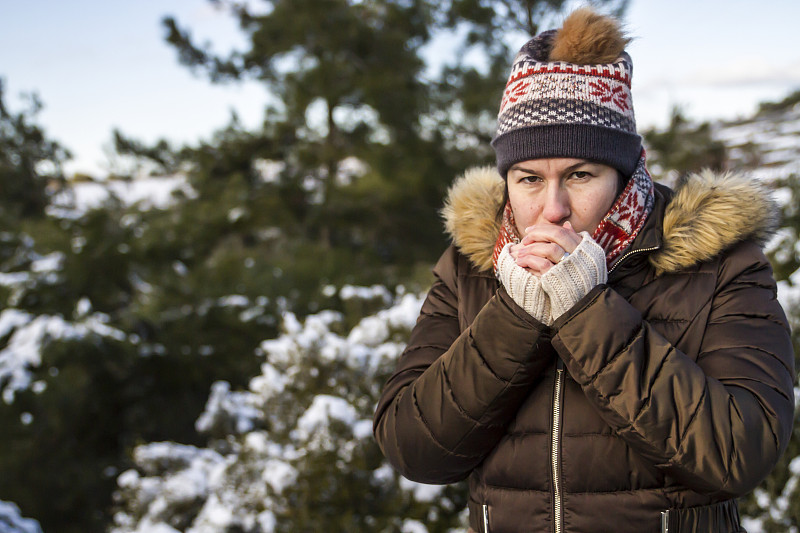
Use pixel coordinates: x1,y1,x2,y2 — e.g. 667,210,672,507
713,103,800,181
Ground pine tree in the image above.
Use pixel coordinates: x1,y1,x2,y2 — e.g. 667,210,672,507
0,79,70,220
2,3,640,531
110,288,470,532
158,0,630,284
642,106,727,186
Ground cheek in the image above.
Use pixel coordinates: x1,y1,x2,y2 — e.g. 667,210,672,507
584,183,620,227
508,189,540,224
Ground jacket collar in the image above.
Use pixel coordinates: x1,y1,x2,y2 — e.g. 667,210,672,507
441,166,779,276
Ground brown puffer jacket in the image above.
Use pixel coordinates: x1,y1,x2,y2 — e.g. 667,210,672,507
373,167,796,533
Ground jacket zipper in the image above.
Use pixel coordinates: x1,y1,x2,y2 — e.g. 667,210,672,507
661,510,670,533
552,360,565,533
608,246,660,275
482,504,490,533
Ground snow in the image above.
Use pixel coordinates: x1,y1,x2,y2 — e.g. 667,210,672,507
248,363,289,402
0,310,32,339
217,295,249,308
0,501,42,533
256,511,276,532
0,272,30,287
399,477,446,503
335,156,369,186
770,455,800,529
293,394,359,441
742,455,800,533
0,249,66,295
352,419,374,440
75,297,92,317
29,252,64,274
347,315,390,346
195,381,262,435
713,107,800,181
111,287,464,532
227,207,247,223
401,520,429,533
132,442,225,476
262,458,297,494
740,516,764,533
252,159,285,184
340,284,392,302
0,312,126,403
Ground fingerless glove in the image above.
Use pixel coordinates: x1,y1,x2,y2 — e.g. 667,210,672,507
496,243,553,325
540,232,607,321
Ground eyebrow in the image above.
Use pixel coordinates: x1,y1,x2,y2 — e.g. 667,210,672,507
508,161,594,174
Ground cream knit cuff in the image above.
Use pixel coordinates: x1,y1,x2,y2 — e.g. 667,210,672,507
496,243,553,325
540,232,607,321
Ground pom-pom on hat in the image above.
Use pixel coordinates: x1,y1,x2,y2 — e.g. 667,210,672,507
491,7,641,178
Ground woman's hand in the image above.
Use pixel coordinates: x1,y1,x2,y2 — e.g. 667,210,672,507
510,221,582,275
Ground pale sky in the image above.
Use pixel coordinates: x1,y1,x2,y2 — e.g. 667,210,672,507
2,0,799,177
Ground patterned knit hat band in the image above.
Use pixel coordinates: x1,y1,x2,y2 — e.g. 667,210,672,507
491,10,642,178
492,123,642,179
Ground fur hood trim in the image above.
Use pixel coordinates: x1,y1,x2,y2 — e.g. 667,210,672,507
441,167,779,275
441,166,504,272
651,169,779,275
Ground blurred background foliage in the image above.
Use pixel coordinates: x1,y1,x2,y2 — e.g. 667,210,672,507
0,0,797,532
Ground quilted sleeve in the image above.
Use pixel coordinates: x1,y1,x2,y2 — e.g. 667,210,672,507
551,241,796,497
373,246,555,484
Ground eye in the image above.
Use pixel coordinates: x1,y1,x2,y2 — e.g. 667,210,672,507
570,171,592,180
510,173,541,185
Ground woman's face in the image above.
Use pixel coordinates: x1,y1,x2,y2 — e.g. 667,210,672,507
506,158,620,235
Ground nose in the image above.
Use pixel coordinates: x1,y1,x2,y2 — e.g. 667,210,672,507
541,184,570,224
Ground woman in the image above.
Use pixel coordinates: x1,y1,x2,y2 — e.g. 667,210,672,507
373,7,795,533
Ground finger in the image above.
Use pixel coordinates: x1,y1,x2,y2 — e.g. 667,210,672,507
522,222,580,244
509,242,524,259
516,241,565,265
515,253,554,276
521,223,581,252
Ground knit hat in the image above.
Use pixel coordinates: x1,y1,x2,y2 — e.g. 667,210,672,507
491,8,642,178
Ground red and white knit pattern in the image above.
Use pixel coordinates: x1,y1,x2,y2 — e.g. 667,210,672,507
493,202,520,277
497,57,636,137
591,152,654,266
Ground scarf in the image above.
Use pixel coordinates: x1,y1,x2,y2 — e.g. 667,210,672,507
492,152,654,276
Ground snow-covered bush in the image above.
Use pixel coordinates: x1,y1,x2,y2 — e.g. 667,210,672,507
0,501,41,533
111,288,469,533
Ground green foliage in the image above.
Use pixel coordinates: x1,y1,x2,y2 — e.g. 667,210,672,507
112,129,181,176
110,292,469,532
648,110,799,530
0,338,135,532
643,107,727,182
0,199,269,531
0,78,70,219
758,89,800,116
4,2,645,531
742,174,800,531
158,0,629,278
767,174,800,282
